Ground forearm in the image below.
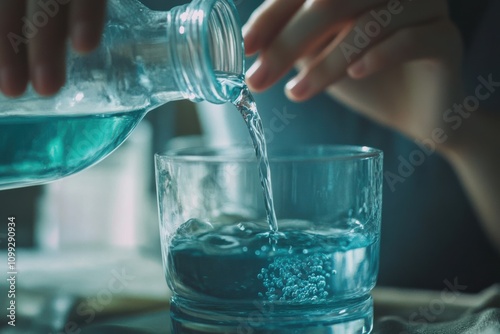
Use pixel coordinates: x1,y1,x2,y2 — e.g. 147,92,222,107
441,109,500,253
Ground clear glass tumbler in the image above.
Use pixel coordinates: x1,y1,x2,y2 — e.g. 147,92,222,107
155,145,383,333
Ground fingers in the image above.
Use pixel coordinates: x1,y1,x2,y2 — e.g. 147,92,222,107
346,19,461,80
69,0,107,53
245,0,452,101
243,0,305,55
245,0,389,91
286,19,456,101
0,1,28,97
27,0,69,96
0,0,107,97
282,0,449,101
284,25,349,101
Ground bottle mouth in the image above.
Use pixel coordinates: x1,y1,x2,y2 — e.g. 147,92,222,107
206,0,244,76
172,0,245,104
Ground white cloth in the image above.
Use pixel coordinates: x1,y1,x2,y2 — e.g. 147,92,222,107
374,309,500,334
374,285,500,333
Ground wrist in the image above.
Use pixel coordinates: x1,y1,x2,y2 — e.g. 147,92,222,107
439,109,500,164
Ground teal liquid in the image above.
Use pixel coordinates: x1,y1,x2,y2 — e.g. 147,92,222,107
165,77,375,332
0,109,144,190
222,74,278,233
168,219,378,332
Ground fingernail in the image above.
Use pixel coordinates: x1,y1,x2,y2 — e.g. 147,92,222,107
243,29,257,55
33,65,51,95
246,58,269,89
242,18,256,38
72,22,96,53
347,60,366,78
33,64,62,96
242,23,251,38
0,67,26,97
286,77,310,99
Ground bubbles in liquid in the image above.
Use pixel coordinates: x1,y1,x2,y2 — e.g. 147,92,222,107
257,251,333,303
168,218,378,311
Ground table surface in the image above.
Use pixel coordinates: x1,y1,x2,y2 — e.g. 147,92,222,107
2,249,498,334
78,286,500,334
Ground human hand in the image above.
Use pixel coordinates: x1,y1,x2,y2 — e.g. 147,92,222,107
244,0,464,145
0,0,107,97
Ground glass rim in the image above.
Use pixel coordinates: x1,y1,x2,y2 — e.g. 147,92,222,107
155,145,383,163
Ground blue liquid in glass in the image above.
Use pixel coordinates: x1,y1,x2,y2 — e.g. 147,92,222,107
0,109,144,190
166,77,376,332
167,219,377,332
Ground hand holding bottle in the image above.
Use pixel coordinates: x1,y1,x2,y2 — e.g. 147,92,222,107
0,0,107,97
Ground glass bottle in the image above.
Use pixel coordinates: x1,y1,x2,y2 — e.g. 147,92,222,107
0,0,244,190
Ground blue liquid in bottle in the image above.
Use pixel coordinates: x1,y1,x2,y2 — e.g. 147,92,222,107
0,110,144,190
0,0,244,190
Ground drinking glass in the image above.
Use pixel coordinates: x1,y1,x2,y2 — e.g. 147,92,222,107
155,145,383,333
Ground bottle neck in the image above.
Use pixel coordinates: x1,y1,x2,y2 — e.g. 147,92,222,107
83,0,244,110
166,0,244,104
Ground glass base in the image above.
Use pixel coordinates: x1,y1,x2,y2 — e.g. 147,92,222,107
170,295,373,334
